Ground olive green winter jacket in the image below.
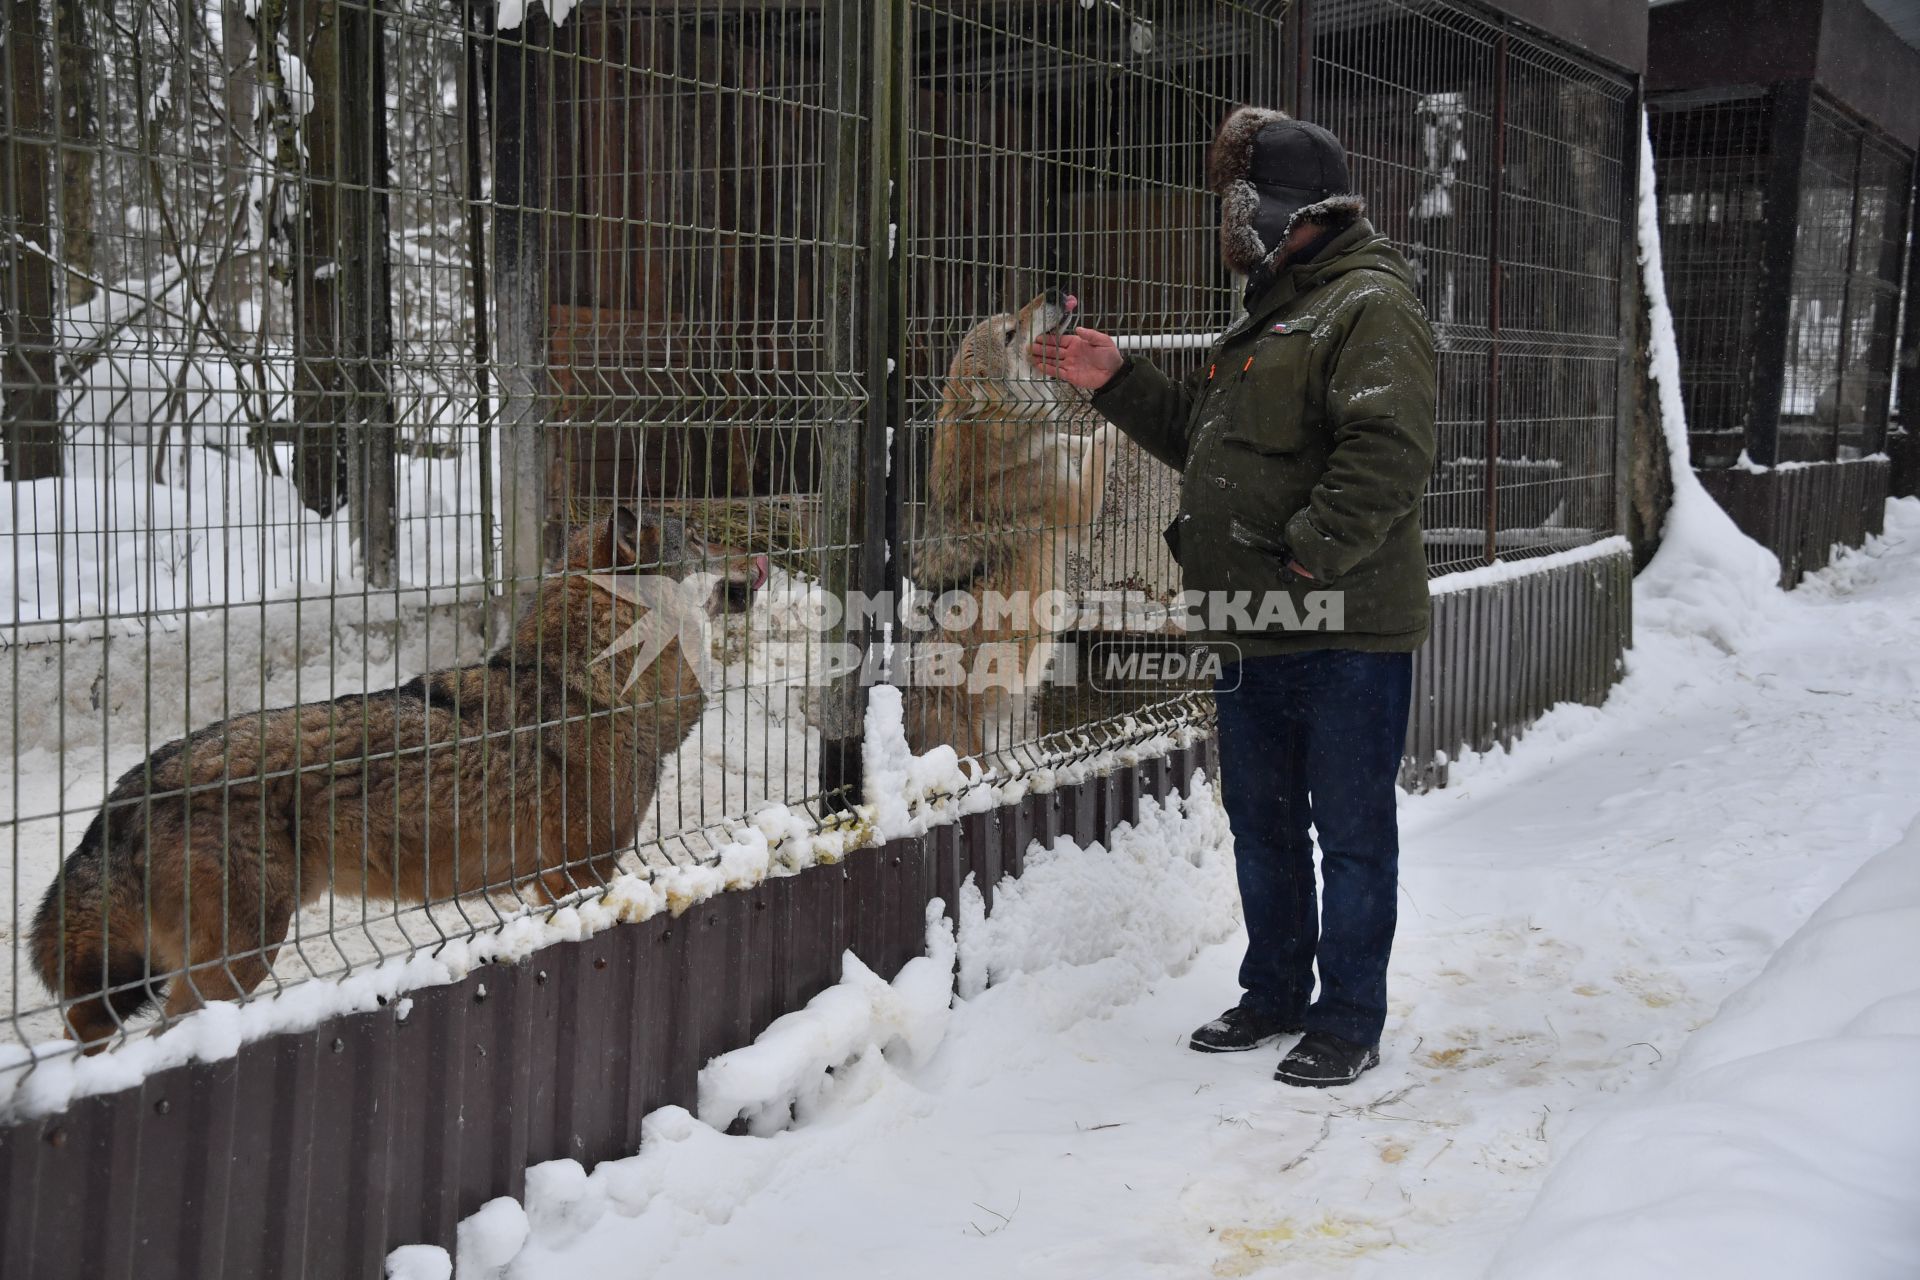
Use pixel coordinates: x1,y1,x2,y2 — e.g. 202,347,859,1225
1090,208,1436,657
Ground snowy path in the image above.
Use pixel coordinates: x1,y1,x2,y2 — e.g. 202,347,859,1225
487,500,1920,1280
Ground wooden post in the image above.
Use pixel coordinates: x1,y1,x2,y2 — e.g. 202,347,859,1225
53,0,96,307
464,5,499,623
354,0,398,586
814,0,864,808
2,0,61,480
488,13,553,601
815,0,904,810
296,0,396,542
293,0,347,516
1746,78,1813,469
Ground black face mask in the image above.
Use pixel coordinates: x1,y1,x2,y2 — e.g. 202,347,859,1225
1252,195,1296,258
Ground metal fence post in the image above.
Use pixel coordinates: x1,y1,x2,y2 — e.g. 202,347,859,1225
1829,127,1867,463
1287,0,1313,120
1747,78,1812,469
1483,33,1508,566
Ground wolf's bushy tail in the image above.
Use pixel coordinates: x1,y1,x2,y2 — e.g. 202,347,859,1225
30,813,163,1046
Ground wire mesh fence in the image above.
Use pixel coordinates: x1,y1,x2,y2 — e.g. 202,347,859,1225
1312,0,1632,572
1645,89,1772,469
892,0,1279,764
1787,96,1912,461
1650,84,1915,467
2,0,1634,1072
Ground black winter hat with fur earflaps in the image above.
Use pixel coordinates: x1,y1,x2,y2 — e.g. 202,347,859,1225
1208,106,1356,275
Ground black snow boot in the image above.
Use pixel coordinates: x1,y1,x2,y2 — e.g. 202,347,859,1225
1273,1031,1380,1087
1188,1002,1300,1053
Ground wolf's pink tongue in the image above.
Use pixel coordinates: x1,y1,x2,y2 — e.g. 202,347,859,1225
1064,294,1079,312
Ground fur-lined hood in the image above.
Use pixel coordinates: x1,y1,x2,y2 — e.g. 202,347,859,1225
1208,105,1366,276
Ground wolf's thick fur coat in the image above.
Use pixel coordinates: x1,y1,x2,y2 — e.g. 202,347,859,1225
32,511,756,1050
905,291,1118,758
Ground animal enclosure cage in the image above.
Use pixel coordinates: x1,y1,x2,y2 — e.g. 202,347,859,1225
1310,0,1634,573
1644,0,1919,589
1651,87,1913,469
1,0,1636,1083
1645,89,1774,467
0,0,1259,1070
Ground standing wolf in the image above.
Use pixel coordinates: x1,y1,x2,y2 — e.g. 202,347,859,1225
33,509,764,1050
904,287,1119,758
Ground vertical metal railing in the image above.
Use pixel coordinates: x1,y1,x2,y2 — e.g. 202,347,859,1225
1483,31,1506,567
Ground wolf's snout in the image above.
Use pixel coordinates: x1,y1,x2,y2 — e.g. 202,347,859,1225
711,554,768,616
1057,290,1081,334
1034,285,1081,336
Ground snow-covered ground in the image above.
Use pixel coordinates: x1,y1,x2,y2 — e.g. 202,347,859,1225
2,428,492,635
393,496,1920,1279
1491,817,1920,1278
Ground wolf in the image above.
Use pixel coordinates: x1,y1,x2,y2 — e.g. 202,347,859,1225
31,508,765,1051
903,287,1119,758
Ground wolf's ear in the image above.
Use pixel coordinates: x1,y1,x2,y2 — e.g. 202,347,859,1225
610,503,644,567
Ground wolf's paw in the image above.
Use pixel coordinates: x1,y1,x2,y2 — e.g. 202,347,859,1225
1087,422,1119,466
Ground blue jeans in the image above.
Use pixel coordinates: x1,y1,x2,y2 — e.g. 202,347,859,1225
1213,649,1412,1045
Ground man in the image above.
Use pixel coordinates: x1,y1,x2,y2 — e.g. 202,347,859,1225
1030,108,1435,1087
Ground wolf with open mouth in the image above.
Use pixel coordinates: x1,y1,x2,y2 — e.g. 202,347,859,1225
903,287,1119,759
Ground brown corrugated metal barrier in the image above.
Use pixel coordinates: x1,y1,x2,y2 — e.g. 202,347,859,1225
1696,459,1892,586
0,743,1214,1280
1405,548,1634,789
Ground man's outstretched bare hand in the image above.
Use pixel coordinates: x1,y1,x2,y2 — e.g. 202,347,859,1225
1030,327,1125,391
